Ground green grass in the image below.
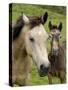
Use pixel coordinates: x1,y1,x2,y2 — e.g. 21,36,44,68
29,65,60,85
10,3,66,85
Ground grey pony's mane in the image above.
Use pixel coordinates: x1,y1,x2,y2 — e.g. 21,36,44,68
11,16,24,41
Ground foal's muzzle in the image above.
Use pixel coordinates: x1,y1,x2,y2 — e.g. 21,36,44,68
53,49,59,56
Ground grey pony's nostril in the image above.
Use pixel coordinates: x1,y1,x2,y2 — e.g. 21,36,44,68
40,64,45,70
44,67,49,74
40,64,49,73
39,64,50,77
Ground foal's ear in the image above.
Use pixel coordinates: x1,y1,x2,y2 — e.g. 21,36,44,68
23,14,30,23
49,21,52,30
42,12,48,24
58,22,62,32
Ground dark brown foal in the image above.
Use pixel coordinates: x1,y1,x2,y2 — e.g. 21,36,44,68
48,21,66,84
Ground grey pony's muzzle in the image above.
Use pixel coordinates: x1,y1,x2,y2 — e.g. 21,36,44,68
39,64,50,77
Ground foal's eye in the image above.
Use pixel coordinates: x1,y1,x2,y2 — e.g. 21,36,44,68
29,37,34,42
57,34,61,39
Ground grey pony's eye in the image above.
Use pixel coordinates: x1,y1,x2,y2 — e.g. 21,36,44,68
48,34,52,39
29,37,35,42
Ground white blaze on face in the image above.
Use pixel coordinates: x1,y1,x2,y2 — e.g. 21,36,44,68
51,29,60,51
25,24,50,70
53,39,58,50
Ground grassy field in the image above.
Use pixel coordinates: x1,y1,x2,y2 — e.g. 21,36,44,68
10,3,66,85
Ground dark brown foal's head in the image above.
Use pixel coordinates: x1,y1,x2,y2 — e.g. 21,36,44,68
48,21,62,56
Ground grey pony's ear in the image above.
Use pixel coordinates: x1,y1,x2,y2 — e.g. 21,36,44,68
58,22,62,32
49,21,52,30
23,13,29,24
41,12,48,24
12,13,30,41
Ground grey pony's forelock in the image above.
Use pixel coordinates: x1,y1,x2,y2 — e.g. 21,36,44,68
12,14,47,41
